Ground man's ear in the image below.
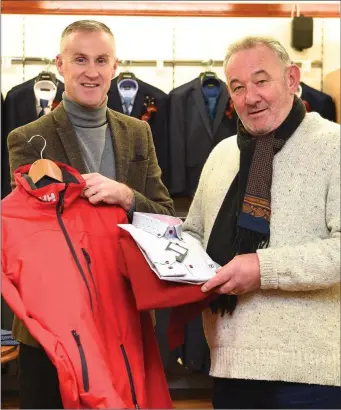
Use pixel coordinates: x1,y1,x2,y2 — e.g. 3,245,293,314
287,64,301,95
55,54,64,77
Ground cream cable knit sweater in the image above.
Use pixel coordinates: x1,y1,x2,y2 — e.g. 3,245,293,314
183,113,340,386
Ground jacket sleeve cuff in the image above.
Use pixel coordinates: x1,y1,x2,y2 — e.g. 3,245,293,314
257,249,279,290
126,193,136,223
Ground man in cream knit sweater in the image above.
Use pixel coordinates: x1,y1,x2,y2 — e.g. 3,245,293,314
183,36,340,408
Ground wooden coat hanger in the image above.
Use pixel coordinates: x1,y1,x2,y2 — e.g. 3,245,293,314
27,135,63,184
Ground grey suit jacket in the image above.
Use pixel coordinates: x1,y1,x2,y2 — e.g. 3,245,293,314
8,102,174,216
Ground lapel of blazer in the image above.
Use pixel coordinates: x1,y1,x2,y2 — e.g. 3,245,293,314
193,78,213,140
106,109,130,183
52,103,88,174
55,81,65,101
130,80,145,119
27,84,39,122
212,82,229,136
108,79,125,113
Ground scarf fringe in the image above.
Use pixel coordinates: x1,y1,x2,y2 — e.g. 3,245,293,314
209,295,237,317
235,227,270,254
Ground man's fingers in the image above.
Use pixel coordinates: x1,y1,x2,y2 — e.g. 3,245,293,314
201,271,232,292
83,186,97,199
88,192,103,205
217,282,239,295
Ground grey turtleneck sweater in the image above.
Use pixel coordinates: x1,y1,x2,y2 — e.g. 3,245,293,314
63,93,116,179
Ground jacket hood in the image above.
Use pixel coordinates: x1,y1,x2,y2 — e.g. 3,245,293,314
13,162,85,210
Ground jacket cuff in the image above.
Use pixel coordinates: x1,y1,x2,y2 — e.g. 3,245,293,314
126,193,136,222
256,249,279,290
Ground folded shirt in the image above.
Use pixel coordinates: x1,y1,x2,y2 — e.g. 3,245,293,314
1,329,19,346
118,212,219,283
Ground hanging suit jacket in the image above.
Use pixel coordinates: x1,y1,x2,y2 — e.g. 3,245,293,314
301,82,336,122
1,77,64,199
168,77,237,197
7,102,175,348
1,92,10,199
2,162,213,408
3,77,64,136
108,77,169,187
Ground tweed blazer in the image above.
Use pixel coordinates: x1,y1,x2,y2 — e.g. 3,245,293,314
7,102,174,215
7,102,175,347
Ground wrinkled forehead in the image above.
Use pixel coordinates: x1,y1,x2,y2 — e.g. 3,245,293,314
225,45,284,81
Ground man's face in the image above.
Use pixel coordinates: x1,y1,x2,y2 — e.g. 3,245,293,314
56,30,117,108
225,45,300,136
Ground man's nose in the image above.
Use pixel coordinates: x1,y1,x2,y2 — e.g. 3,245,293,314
84,62,99,78
244,84,261,106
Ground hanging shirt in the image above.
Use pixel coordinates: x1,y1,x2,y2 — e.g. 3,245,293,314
117,79,138,115
35,94,55,117
118,212,219,284
34,81,57,117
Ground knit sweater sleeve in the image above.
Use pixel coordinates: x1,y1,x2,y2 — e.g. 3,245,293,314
257,148,340,291
182,153,210,245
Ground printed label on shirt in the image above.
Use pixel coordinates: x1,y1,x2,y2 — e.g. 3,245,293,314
39,192,57,203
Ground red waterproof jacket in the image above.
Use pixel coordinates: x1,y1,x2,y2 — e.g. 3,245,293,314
1,163,173,409
2,162,215,408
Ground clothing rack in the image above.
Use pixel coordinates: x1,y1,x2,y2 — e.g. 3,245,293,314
7,57,323,69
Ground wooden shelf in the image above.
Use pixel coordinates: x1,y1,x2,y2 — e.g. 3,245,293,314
1,1,340,18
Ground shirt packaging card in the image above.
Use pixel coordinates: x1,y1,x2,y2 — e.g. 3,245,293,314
118,212,219,284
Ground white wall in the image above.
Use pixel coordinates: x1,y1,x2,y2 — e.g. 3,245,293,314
1,13,340,96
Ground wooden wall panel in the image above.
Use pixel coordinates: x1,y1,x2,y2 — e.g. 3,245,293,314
1,1,340,18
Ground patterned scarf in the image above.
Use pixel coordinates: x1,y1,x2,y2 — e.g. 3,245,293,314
206,95,306,315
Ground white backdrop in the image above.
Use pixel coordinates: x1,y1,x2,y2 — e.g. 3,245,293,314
1,14,340,96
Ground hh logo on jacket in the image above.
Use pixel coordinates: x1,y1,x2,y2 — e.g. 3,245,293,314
39,193,56,202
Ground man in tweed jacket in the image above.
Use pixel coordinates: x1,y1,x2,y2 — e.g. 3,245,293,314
7,19,174,409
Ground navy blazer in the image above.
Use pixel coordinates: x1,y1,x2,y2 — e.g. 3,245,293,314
168,77,237,197
108,77,169,187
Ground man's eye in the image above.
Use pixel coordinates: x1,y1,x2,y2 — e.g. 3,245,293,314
234,86,243,92
76,57,86,64
257,80,267,85
97,58,107,64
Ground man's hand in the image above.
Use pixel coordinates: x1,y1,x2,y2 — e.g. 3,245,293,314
201,253,261,295
81,173,134,211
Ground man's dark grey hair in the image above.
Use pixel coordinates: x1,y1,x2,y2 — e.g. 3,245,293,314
223,36,292,71
60,20,116,50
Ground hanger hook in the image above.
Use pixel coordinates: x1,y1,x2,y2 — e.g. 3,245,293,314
202,59,214,71
27,135,47,159
122,59,132,71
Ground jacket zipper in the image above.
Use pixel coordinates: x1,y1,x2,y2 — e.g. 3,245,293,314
120,344,140,409
71,330,89,392
81,248,98,302
56,187,94,312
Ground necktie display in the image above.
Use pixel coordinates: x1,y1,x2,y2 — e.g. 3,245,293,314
123,96,132,115
38,99,49,118
207,97,217,121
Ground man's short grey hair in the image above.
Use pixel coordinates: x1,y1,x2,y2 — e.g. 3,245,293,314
223,36,292,71
60,19,116,51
